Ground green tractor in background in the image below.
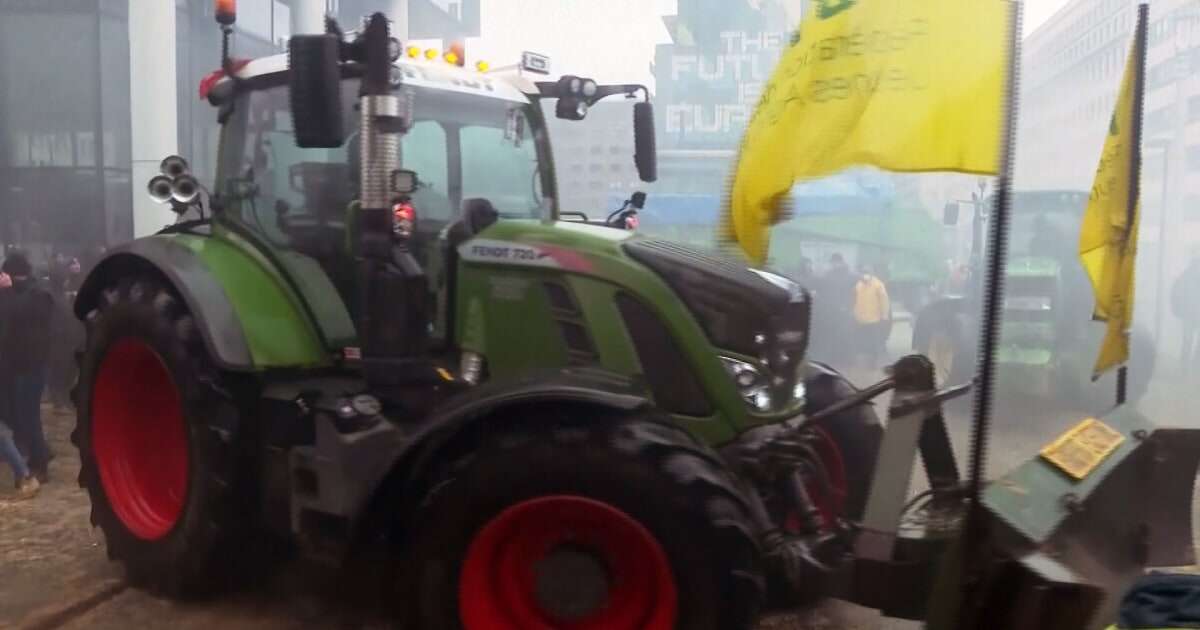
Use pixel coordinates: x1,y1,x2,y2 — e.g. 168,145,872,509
913,190,1155,407
70,8,1200,630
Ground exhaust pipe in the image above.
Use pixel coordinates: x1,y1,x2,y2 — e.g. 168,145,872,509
356,13,429,384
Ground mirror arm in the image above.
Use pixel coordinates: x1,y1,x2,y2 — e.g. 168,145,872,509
534,82,650,104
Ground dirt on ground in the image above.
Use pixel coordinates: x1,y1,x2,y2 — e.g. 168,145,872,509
2,406,911,630
0,406,121,630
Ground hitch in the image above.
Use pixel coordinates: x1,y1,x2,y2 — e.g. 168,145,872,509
739,356,972,608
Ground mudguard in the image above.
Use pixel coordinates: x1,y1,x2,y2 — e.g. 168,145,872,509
982,409,1200,628
354,369,653,535
402,368,651,474
75,234,329,371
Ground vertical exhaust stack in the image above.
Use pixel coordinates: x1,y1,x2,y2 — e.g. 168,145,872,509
358,13,401,257
357,13,430,385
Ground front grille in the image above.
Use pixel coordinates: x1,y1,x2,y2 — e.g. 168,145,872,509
616,292,712,416
544,282,597,366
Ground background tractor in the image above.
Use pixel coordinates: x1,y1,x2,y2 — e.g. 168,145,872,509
912,190,1155,409
70,7,1200,630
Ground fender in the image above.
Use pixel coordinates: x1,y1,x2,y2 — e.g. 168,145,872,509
349,370,653,541
402,369,651,481
75,234,328,371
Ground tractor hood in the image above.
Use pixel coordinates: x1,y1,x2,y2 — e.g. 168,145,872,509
459,220,812,406
621,238,809,357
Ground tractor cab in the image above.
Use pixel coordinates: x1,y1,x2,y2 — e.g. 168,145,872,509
195,30,657,372
208,55,553,320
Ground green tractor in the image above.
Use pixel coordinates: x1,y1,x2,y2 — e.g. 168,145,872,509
72,9,884,627
71,9,1200,630
913,190,1155,407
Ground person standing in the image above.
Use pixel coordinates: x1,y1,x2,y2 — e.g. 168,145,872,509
1,419,38,498
0,252,55,482
1172,254,1200,376
0,270,34,498
854,264,892,369
817,253,859,368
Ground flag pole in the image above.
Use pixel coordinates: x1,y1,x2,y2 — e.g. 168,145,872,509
962,0,1022,602
1118,3,1149,407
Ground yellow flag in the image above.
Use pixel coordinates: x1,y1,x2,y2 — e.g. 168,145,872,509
1078,15,1145,379
725,0,1012,264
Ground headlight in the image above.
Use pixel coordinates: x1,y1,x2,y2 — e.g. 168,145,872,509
461,351,485,385
721,357,772,412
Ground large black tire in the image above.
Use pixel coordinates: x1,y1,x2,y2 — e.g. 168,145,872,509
72,274,247,596
400,413,765,630
804,363,884,521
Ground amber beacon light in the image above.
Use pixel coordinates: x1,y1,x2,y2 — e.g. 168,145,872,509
215,0,237,25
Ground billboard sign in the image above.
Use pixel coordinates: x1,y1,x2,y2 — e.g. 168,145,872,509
655,30,788,151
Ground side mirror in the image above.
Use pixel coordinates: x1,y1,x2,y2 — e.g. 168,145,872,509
943,202,960,226
288,34,344,149
633,102,657,183
391,169,418,194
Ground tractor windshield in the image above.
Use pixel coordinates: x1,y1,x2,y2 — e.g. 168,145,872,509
1008,194,1085,260
217,77,552,250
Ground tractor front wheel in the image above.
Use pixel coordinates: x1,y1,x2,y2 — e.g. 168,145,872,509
803,363,884,522
401,414,766,630
73,275,247,596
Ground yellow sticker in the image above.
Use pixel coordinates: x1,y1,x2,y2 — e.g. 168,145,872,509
1040,418,1125,481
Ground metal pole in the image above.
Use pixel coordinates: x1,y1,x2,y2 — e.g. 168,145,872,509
127,0,178,237
391,0,409,41
1118,4,1149,408
291,0,326,35
961,0,1022,620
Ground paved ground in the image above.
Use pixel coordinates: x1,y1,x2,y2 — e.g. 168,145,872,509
2,321,1193,629
0,406,909,630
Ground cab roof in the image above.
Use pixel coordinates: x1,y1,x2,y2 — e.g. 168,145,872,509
214,53,536,103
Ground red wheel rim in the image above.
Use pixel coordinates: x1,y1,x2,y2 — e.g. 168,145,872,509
91,338,189,541
459,495,677,630
788,426,848,532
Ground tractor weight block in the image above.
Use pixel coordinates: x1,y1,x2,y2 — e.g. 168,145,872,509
980,410,1200,629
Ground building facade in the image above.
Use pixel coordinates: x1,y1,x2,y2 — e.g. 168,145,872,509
547,103,640,215
0,0,476,265
651,0,794,225
1018,0,1200,358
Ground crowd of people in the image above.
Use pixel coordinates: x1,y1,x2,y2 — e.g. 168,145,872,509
0,247,93,500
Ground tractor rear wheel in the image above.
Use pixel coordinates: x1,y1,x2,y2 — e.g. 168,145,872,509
72,275,247,596
401,413,765,630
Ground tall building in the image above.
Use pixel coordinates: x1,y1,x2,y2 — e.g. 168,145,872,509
1017,0,1200,356
547,103,641,216
652,0,793,218
0,0,477,262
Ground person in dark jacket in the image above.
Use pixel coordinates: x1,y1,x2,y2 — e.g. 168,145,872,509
0,252,55,481
815,253,859,369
